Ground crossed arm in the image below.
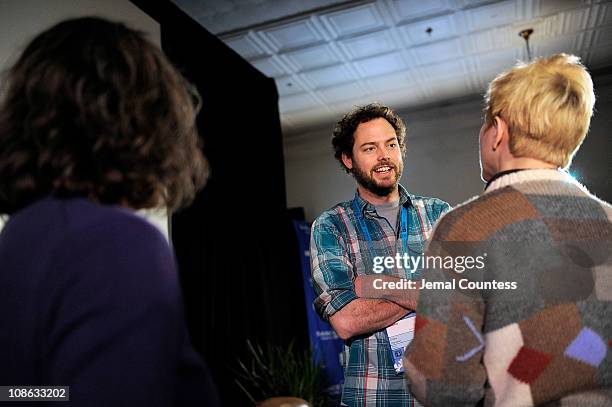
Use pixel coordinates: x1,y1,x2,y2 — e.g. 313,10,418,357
310,220,419,341
329,297,408,340
329,274,420,340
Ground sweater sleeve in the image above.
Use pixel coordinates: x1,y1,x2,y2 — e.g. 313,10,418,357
403,214,487,406
41,214,195,406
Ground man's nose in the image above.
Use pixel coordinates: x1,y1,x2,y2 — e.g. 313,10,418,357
377,147,390,161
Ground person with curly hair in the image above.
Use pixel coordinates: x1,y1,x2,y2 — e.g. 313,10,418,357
310,103,449,406
0,17,218,406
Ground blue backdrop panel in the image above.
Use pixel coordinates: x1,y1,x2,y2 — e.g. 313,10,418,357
293,220,344,398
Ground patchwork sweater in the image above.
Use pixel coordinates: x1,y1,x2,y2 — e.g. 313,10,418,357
404,169,612,406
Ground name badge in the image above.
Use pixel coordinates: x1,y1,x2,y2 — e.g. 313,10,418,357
386,312,416,374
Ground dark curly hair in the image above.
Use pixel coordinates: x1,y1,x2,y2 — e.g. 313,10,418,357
332,103,406,172
0,17,207,214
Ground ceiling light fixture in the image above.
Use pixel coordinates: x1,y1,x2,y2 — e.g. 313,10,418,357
519,28,534,61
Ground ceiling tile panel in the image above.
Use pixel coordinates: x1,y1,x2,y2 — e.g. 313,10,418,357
339,30,397,59
366,70,414,92
279,92,320,113
466,1,518,31
412,38,463,65
399,14,457,45
251,56,290,77
320,3,386,38
519,15,559,40
319,82,369,103
580,29,596,51
390,0,452,23
417,59,467,80
595,26,612,46
454,0,504,7
275,76,307,96
183,0,611,134
475,48,520,77
532,35,583,59
537,0,585,17
426,77,472,99
224,32,269,59
593,2,612,27
559,8,590,33
467,25,523,55
283,44,341,71
301,64,355,89
195,0,234,16
262,19,324,52
466,28,496,54
355,52,407,77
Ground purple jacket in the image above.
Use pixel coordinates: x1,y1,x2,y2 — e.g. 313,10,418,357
0,196,218,406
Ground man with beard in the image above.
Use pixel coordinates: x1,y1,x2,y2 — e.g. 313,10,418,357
310,103,450,406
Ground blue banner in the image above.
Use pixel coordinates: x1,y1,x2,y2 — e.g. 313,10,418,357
293,220,344,399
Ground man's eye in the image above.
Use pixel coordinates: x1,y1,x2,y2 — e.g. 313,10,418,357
364,147,375,152
388,143,397,148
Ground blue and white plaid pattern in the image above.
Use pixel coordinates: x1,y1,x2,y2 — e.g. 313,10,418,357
310,185,450,407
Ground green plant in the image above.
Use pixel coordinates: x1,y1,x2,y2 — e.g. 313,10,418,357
234,340,333,407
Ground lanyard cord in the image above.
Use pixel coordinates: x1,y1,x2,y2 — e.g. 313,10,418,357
351,198,409,270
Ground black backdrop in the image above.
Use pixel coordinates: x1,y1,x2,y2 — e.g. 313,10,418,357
131,2,309,405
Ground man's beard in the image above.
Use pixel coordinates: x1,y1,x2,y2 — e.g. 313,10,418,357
351,161,402,197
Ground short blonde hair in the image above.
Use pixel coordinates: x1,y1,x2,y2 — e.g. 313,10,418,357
483,53,595,168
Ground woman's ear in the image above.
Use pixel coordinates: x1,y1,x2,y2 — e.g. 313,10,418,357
492,116,508,151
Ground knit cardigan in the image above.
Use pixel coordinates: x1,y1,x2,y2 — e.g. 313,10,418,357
404,169,612,406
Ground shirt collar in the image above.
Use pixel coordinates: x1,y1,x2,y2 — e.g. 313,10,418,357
484,168,529,191
484,168,581,193
353,184,412,215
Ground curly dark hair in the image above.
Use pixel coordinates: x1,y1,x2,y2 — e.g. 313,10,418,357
332,103,406,172
0,17,207,214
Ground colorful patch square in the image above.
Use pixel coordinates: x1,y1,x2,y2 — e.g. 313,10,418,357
564,327,607,367
508,346,552,384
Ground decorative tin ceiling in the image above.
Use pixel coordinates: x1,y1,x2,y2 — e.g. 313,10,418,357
173,0,612,136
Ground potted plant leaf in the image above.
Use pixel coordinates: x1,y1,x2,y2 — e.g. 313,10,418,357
235,340,334,407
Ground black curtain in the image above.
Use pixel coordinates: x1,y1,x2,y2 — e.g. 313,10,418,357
130,2,309,405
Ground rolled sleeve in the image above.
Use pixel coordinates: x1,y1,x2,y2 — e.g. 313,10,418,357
431,198,452,222
439,201,452,217
310,217,357,322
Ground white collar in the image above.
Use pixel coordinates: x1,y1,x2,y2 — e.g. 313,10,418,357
484,169,584,194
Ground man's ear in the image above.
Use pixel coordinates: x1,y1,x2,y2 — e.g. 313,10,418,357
492,116,508,151
341,152,353,170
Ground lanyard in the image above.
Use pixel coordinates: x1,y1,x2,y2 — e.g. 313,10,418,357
353,198,415,372
351,198,409,259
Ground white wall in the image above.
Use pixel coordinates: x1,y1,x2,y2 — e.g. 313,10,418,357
285,73,612,222
0,0,168,238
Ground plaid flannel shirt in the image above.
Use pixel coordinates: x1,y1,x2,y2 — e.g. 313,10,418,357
310,184,450,407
